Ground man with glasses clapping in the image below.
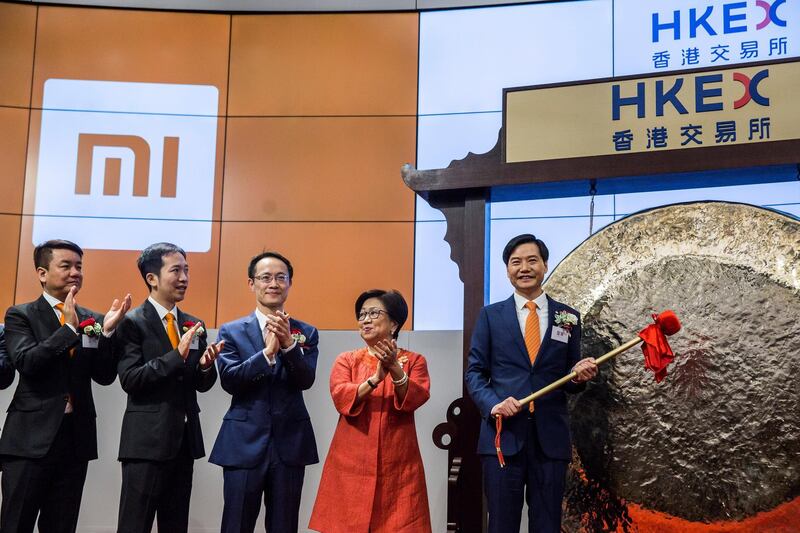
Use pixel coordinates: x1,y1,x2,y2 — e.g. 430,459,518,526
209,251,320,533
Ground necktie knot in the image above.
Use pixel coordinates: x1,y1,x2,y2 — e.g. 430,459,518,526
525,301,537,311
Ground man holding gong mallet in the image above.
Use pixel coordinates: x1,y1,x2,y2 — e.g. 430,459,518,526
466,233,598,533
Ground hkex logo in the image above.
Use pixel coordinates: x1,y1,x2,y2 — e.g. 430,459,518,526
612,68,769,119
652,0,787,42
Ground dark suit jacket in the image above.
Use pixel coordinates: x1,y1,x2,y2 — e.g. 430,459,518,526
0,325,16,390
0,296,115,460
209,313,319,468
116,300,217,462
465,294,584,461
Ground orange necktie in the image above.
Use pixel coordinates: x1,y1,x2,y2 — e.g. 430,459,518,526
524,301,541,413
524,301,541,364
54,303,76,358
165,313,180,349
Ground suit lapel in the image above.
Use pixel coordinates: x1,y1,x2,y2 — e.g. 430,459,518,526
142,300,174,353
244,313,265,353
75,305,92,327
534,296,557,365
34,295,62,333
500,295,530,363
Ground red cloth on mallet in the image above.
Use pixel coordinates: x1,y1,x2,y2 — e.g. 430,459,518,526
638,310,681,382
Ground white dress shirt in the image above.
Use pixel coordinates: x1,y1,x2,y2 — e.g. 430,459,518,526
513,291,549,342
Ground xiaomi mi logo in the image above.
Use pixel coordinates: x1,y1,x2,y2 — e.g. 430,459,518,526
33,79,219,252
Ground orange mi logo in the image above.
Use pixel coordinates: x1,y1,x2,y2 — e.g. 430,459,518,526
33,79,219,251
75,134,180,198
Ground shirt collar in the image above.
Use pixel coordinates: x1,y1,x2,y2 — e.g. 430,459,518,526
514,291,548,311
254,308,269,331
148,296,177,321
42,291,62,308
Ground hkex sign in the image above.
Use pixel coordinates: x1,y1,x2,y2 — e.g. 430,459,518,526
612,68,769,119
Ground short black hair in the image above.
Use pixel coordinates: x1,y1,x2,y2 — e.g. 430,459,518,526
355,289,408,340
247,251,293,280
137,242,186,291
502,234,549,265
34,240,84,270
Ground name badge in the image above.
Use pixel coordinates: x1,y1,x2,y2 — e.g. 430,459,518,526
82,336,99,349
190,337,200,350
551,326,570,343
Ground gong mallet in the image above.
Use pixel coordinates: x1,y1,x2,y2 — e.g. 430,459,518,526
494,310,682,467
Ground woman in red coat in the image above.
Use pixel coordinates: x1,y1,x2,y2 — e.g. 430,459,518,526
309,289,432,533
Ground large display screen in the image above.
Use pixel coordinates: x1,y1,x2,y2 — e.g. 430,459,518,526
1,1,798,330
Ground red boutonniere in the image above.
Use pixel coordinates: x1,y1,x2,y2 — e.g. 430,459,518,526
182,321,206,337
290,328,306,347
78,317,103,337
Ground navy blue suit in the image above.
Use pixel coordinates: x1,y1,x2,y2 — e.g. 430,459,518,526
210,313,319,533
465,294,583,533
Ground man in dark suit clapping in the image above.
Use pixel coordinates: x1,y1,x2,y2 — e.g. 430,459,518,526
0,239,131,533
115,242,222,533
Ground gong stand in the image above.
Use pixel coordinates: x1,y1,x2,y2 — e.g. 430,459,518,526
406,58,800,533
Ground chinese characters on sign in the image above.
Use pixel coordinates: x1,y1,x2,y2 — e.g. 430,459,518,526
653,38,788,69
614,117,770,151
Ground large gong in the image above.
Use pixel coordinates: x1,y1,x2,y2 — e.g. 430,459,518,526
544,201,800,531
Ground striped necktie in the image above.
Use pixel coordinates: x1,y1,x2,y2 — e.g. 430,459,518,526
524,300,541,365
524,301,541,414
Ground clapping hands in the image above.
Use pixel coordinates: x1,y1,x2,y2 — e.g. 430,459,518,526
371,339,400,370
265,310,293,349
103,293,132,335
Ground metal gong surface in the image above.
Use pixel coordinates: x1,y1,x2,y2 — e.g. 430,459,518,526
544,201,800,523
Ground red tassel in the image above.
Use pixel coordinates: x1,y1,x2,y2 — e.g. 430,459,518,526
495,415,506,468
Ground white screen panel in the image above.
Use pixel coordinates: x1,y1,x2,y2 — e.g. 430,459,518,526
419,0,613,115
614,180,800,216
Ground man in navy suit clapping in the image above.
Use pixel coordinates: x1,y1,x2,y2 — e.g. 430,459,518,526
210,251,319,533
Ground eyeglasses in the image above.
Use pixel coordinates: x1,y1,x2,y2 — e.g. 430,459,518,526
357,309,388,322
252,273,289,284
